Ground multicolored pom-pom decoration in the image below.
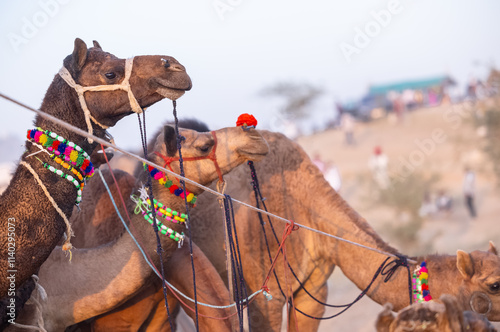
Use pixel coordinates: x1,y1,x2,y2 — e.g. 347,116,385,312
27,127,94,178
412,261,432,303
236,113,258,128
143,163,197,204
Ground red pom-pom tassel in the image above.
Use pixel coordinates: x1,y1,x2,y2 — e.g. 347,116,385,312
236,114,258,128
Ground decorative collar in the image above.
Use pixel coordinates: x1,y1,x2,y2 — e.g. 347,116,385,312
143,163,197,205
412,261,432,303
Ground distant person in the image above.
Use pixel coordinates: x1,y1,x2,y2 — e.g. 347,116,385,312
340,113,355,145
419,191,437,218
369,146,389,189
324,161,342,192
335,102,344,127
463,167,477,218
435,189,453,214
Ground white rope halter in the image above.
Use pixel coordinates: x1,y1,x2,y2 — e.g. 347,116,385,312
58,57,143,143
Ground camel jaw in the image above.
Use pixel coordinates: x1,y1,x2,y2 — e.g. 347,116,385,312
153,77,192,101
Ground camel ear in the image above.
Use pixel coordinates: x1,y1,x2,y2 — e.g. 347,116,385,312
72,38,88,73
440,294,464,331
164,125,178,157
375,303,394,332
457,250,474,280
489,241,498,256
92,40,102,50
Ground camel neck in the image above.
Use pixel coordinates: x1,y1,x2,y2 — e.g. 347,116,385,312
36,173,192,326
0,75,105,297
33,76,105,154
290,157,464,310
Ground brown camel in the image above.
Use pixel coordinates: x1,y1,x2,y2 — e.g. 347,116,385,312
186,130,500,331
8,124,269,331
59,129,500,331
376,294,497,331
0,37,191,326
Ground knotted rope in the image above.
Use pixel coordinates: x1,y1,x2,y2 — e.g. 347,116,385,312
58,57,142,143
20,161,73,256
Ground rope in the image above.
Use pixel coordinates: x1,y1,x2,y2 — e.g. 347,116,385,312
223,194,251,331
136,113,175,332
0,92,416,264
97,168,263,311
172,100,199,331
20,161,73,257
58,57,142,143
248,160,413,321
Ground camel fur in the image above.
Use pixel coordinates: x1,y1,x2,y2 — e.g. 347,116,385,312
7,124,268,331
376,294,497,331
0,38,191,327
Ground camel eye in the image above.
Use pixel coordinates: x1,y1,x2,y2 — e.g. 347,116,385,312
104,72,116,80
489,282,500,292
198,145,211,153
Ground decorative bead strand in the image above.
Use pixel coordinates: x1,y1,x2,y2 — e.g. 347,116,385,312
40,161,82,205
146,198,187,223
50,154,85,188
142,211,185,243
27,127,94,178
142,163,197,204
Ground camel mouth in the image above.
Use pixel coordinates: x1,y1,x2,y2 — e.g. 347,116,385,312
155,86,186,101
153,77,192,101
238,149,269,162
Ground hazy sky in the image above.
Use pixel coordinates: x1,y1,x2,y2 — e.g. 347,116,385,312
0,0,499,149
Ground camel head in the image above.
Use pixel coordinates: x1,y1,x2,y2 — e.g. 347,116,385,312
151,125,269,194
456,241,500,321
375,295,496,332
60,38,192,128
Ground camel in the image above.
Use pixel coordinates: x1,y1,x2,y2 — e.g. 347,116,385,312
0,37,191,326
57,129,500,331
185,130,500,331
376,294,497,331
8,124,269,331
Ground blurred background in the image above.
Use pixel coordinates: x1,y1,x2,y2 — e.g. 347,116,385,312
1,0,500,330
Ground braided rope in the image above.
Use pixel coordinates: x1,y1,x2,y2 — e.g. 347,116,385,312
20,161,73,256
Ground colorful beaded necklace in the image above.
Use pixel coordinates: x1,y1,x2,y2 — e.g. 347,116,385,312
145,198,187,224
412,261,432,303
37,158,83,205
131,189,186,245
142,163,197,205
27,127,94,178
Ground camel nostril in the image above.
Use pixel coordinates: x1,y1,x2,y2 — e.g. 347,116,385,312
161,58,170,68
170,63,185,72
